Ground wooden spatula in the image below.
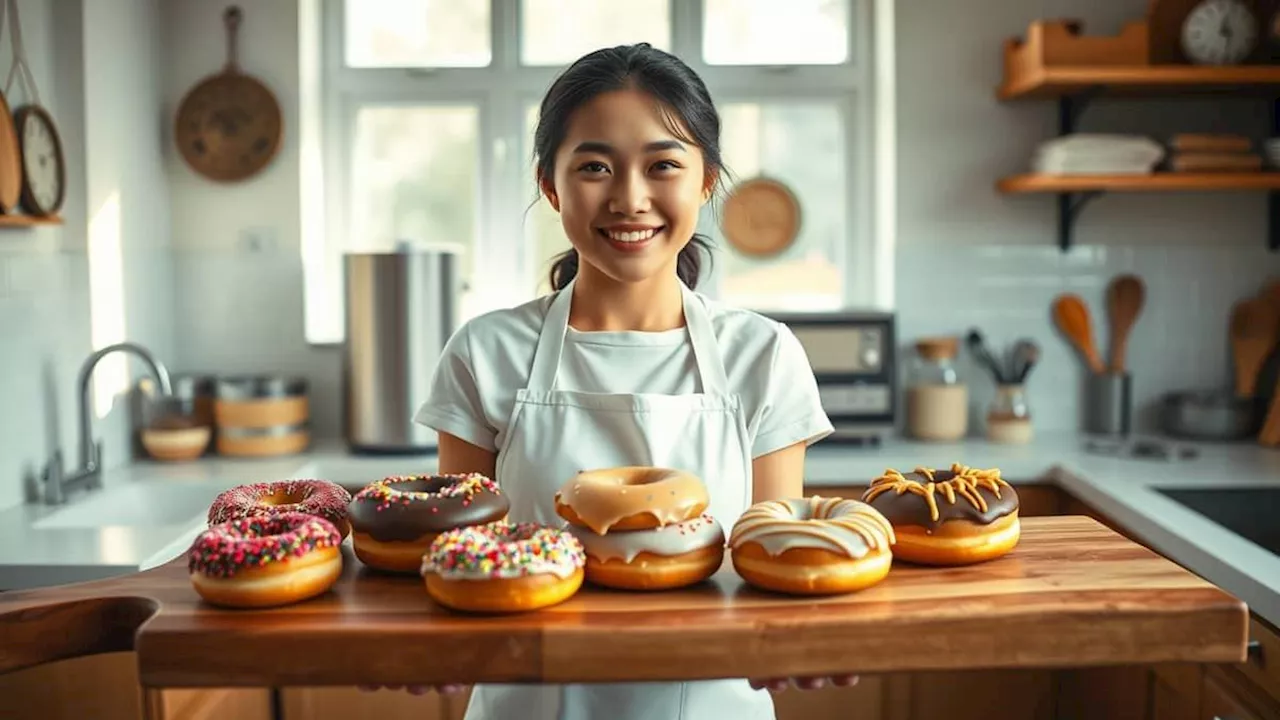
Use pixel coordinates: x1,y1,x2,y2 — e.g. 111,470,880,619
1105,274,1145,373
1052,294,1104,374
1229,297,1279,398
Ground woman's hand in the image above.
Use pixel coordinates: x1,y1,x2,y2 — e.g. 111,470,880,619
748,675,859,692
357,684,467,695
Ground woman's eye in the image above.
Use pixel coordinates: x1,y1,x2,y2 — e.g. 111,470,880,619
578,161,608,174
653,160,681,172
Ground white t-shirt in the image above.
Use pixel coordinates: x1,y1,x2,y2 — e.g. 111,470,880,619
414,289,833,458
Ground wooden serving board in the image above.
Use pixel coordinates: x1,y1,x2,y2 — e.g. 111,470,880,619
0,516,1248,688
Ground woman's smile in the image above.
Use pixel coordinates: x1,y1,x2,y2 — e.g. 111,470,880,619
597,224,666,253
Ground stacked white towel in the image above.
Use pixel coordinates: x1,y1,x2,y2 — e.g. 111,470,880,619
1031,133,1165,174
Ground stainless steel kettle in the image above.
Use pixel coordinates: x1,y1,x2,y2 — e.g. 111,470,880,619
341,247,460,454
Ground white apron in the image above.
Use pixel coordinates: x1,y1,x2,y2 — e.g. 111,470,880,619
467,277,775,720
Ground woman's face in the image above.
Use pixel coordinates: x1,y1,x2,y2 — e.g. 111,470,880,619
542,88,712,286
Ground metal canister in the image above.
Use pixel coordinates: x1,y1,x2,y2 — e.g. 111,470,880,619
214,375,310,456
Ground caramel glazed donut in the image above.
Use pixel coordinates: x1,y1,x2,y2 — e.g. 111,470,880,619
349,473,509,574
860,464,1020,566
420,521,586,613
728,496,896,596
188,512,343,609
208,479,353,539
555,467,724,590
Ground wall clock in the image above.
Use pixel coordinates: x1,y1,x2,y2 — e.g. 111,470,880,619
14,105,65,216
175,6,282,182
1181,0,1260,64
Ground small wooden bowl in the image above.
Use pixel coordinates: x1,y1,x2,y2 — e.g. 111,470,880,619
141,426,212,462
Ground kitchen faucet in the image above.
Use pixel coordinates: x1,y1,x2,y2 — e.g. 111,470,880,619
39,342,173,505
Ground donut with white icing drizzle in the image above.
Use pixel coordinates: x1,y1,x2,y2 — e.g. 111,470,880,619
554,466,709,534
565,513,726,590
728,496,895,595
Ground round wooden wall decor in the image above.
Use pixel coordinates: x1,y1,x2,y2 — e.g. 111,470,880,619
175,6,282,183
720,177,801,258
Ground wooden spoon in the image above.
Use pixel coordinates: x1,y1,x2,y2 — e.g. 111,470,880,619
1052,294,1105,374
1228,297,1279,398
1105,274,1145,373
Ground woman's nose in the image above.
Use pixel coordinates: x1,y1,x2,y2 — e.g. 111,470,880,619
607,171,651,215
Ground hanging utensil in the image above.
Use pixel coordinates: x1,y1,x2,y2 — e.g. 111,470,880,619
174,5,282,183
1229,296,1279,399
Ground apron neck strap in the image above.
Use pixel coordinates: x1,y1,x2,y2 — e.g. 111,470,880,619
525,277,729,394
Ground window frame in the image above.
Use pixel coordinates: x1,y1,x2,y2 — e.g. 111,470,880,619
306,0,881,345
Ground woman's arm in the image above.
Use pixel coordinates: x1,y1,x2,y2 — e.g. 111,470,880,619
436,431,498,478
751,441,806,503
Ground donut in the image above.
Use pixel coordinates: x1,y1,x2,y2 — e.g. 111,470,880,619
420,521,585,613
565,513,726,590
187,512,343,609
554,466,709,534
349,473,509,574
208,479,353,539
728,496,895,596
860,464,1020,566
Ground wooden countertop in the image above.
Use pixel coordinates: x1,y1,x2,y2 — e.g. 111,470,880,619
0,516,1249,688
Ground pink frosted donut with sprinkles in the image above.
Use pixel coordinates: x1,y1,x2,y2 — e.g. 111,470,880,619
188,511,343,609
208,479,353,539
348,473,510,574
420,520,585,613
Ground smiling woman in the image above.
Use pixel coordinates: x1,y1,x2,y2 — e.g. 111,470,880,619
303,0,878,345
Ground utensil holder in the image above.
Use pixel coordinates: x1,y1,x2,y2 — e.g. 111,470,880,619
1084,372,1132,436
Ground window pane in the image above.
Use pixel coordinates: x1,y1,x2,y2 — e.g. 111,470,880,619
706,102,846,310
349,106,478,273
521,0,671,66
523,104,571,295
345,0,490,68
703,0,849,65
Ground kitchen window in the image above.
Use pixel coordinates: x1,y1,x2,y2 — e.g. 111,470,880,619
303,0,883,345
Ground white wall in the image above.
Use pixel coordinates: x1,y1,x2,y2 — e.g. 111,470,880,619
894,0,1279,434
163,0,342,439
0,0,172,511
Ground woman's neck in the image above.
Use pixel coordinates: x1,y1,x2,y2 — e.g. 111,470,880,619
567,263,685,332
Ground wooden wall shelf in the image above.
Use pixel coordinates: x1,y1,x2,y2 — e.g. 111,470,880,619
0,214,62,228
998,172,1280,193
999,65,1280,101
997,18,1280,253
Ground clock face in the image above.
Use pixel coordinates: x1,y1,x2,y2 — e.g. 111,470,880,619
17,108,64,215
1182,0,1258,65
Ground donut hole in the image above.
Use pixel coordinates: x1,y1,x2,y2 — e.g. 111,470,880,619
392,476,455,495
258,488,309,508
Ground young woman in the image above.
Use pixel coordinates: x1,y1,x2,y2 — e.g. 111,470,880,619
402,43,851,719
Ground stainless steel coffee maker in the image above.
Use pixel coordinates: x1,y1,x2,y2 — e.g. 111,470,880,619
342,246,460,454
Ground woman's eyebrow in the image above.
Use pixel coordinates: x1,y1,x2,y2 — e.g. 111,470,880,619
572,140,687,154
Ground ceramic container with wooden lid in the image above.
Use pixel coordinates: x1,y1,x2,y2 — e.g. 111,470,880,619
214,375,310,456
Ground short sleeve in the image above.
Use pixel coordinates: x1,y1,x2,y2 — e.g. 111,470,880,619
413,323,499,451
751,325,834,458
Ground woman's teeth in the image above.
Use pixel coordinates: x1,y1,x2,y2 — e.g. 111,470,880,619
604,228,659,243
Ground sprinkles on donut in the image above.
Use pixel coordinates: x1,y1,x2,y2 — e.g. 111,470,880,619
420,520,585,613
208,479,353,539
349,473,510,574
188,512,343,608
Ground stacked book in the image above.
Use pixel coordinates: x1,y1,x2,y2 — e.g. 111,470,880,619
1167,134,1261,172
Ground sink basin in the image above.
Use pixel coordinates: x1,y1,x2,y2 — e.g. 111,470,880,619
1155,487,1280,556
33,481,226,529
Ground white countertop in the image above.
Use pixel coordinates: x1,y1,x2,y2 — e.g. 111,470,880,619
5,433,1279,632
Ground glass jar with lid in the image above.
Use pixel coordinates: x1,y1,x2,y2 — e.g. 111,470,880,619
905,336,968,441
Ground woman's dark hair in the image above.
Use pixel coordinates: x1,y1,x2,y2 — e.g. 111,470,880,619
533,43,725,291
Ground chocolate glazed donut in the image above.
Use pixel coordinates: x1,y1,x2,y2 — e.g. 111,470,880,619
862,466,1018,531
349,474,509,574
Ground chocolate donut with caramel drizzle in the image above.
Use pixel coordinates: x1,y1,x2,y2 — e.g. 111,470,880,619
728,496,895,596
861,464,1020,566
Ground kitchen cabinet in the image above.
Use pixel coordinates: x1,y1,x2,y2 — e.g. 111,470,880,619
0,652,270,720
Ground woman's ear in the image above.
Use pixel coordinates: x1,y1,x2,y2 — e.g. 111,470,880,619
538,171,560,212
701,169,719,205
